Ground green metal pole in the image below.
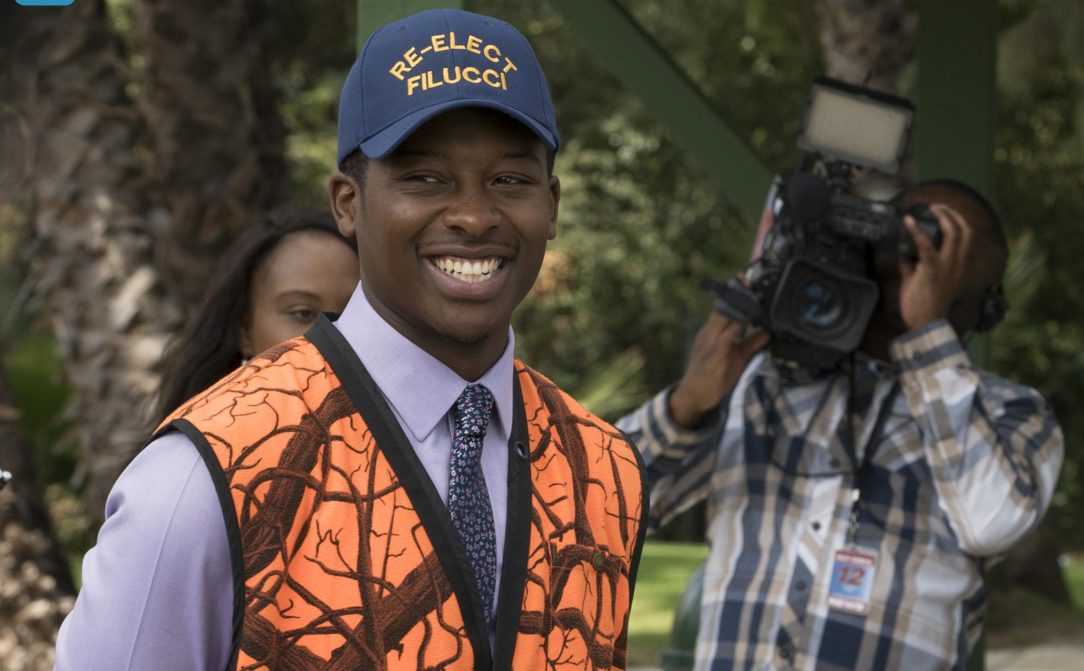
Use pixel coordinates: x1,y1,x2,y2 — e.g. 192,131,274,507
546,0,772,223
916,2,997,669
916,0,996,194
917,0,997,370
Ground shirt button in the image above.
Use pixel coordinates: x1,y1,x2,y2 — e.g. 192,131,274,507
591,551,605,570
795,580,807,591
812,521,821,531
780,647,792,660
829,458,841,468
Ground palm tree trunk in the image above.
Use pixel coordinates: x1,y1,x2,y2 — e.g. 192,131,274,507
16,0,288,524
131,0,287,305
0,10,76,670
16,0,183,521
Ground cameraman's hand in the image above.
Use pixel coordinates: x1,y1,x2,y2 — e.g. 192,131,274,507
668,313,769,429
898,203,974,330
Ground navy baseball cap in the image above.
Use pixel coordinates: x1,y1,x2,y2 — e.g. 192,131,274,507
337,8,561,164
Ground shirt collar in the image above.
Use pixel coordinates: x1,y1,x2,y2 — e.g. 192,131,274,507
332,283,516,443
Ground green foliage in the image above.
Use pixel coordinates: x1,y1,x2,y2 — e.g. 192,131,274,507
469,0,822,416
271,0,358,205
274,0,823,413
11,0,1084,554
990,4,1084,547
281,71,342,206
0,201,75,490
4,335,73,487
272,4,1084,553
1068,557,1084,611
569,347,647,421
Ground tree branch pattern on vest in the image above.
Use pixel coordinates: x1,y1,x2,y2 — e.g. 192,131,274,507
163,337,643,670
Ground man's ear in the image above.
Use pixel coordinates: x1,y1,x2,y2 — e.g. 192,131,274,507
547,175,560,240
328,171,361,237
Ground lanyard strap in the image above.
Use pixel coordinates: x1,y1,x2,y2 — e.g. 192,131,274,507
844,358,900,546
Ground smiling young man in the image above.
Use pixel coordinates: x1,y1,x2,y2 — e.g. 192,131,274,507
330,106,557,382
55,8,646,671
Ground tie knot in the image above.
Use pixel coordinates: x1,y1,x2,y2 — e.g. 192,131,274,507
453,384,494,439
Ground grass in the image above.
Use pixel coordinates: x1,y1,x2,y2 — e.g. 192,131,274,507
627,540,709,667
1066,556,1084,611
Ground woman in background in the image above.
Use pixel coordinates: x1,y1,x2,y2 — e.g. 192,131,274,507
155,208,359,422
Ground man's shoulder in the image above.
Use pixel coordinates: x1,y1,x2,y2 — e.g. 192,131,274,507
513,360,628,437
974,365,1054,409
514,361,646,499
247,335,325,372
513,359,587,412
161,336,333,429
213,335,327,390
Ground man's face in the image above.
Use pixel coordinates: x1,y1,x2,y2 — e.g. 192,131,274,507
870,187,1004,337
334,108,559,364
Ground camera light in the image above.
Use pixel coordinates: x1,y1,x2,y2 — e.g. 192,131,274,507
798,79,914,173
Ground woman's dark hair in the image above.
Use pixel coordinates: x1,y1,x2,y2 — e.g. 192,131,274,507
154,208,356,423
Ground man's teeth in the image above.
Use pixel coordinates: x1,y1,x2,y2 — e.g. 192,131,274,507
434,256,502,283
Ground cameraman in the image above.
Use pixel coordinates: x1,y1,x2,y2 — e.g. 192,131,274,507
618,180,1064,670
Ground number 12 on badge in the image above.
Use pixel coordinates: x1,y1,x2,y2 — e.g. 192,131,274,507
827,547,878,615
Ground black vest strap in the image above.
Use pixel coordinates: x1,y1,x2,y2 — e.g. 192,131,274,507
306,314,530,669
492,369,531,671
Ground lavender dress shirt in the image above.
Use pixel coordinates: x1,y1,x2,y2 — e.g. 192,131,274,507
54,284,515,670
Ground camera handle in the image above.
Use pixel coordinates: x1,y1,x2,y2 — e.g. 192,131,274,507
701,276,764,325
896,204,943,258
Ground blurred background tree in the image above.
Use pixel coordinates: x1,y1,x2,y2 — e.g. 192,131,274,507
1,0,1082,667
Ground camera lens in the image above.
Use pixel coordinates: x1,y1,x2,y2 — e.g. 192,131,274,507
799,279,844,330
769,257,879,354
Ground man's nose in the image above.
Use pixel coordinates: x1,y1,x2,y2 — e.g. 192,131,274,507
444,184,500,236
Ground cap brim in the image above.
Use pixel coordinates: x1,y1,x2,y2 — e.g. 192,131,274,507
358,99,559,160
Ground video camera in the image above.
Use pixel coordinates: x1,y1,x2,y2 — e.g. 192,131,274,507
709,76,940,368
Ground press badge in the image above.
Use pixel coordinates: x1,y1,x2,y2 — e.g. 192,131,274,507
826,547,878,615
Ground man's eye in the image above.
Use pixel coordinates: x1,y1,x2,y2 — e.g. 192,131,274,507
493,175,530,186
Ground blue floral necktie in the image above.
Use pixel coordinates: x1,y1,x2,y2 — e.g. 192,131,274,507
448,384,497,621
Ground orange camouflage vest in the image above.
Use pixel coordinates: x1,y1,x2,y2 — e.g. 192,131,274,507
159,317,647,670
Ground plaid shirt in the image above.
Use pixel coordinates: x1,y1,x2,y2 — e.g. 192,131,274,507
619,321,1063,671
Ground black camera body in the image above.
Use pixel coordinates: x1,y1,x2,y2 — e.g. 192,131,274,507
711,77,937,368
